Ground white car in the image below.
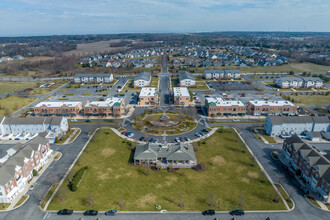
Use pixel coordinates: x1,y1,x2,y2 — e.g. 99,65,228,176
174,137,180,142
232,119,240,122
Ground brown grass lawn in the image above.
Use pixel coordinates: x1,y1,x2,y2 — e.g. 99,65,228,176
0,95,37,116
48,128,285,211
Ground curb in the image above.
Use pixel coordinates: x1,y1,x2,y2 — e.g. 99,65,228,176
0,195,30,212
305,195,330,212
56,128,81,146
274,183,295,211
44,128,100,210
53,152,62,161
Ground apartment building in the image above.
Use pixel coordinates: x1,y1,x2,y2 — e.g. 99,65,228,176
205,97,246,117
247,100,297,116
138,87,158,106
0,135,52,203
173,87,191,106
280,135,330,203
178,72,196,87
34,102,82,117
275,77,303,88
73,73,113,84
204,70,241,79
82,97,124,117
133,72,151,88
0,116,68,142
301,77,323,88
264,116,330,137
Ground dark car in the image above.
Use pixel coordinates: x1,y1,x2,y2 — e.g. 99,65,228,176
57,209,73,215
202,129,209,133
149,138,154,143
229,209,244,216
105,210,117,216
84,210,98,216
139,137,146,141
85,119,91,122
202,209,215,215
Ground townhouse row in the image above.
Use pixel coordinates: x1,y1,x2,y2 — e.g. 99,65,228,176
275,76,323,89
280,135,330,203
33,97,125,117
205,98,297,117
73,73,114,84
0,135,52,203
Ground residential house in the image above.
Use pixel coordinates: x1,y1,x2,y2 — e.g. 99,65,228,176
280,136,330,203
301,77,323,88
275,77,303,88
178,72,196,87
134,142,197,168
247,100,297,116
73,73,113,84
205,97,246,117
0,135,52,203
133,72,152,88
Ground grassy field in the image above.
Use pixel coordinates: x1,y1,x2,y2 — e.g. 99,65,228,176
0,95,37,116
48,128,285,211
287,94,330,105
190,81,209,91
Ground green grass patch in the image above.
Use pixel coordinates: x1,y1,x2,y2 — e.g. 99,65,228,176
190,81,209,91
0,203,10,210
48,128,285,211
0,95,37,116
57,128,75,144
14,195,28,208
286,94,330,105
307,196,321,208
274,183,293,209
41,184,58,209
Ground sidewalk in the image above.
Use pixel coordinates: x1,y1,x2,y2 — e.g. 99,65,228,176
6,151,56,210
63,128,79,144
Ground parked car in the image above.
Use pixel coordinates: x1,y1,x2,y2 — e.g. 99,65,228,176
202,129,209,133
84,210,98,216
70,119,77,122
57,209,73,215
121,131,128,135
149,138,154,143
139,137,146,141
185,136,190,141
174,137,180,142
179,137,184,142
153,139,158,143
29,183,36,191
85,119,91,122
126,132,134,137
202,209,215,215
105,210,117,216
199,132,204,136
229,209,244,216
195,133,201,137
232,119,240,122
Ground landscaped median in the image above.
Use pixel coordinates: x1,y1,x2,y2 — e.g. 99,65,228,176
47,127,286,211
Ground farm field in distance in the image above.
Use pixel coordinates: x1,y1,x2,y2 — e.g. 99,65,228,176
48,128,286,211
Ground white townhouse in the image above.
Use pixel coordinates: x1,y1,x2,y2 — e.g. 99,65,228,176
73,73,113,84
203,70,240,79
275,77,303,88
133,72,151,88
178,72,196,87
301,77,324,88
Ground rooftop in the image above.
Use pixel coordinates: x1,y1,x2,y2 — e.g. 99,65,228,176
249,100,296,107
206,97,244,107
74,73,113,78
1,116,64,125
173,87,190,97
35,101,82,108
140,87,157,97
268,116,330,125
134,72,151,81
178,72,195,81
84,97,123,107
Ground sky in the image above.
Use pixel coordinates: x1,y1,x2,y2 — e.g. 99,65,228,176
0,0,330,36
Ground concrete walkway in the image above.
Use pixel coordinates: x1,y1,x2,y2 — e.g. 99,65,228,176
6,151,56,210
316,200,329,210
63,128,79,145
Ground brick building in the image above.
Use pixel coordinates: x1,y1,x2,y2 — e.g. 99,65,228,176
247,100,297,116
0,135,52,203
280,135,330,203
205,97,246,117
34,102,82,117
138,87,158,106
173,87,191,106
82,97,124,117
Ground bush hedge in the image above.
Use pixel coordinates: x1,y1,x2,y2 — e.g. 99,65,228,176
69,166,88,192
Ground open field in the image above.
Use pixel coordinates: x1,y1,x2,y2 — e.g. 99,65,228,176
287,94,330,105
190,81,209,91
0,95,37,116
48,128,285,211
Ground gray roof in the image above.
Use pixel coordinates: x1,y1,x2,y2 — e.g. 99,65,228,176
268,116,314,125
311,116,330,124
204,70,240,74
134,72,151,81
2,116,63,125
277,76,303,82
306,131,322,138
178,72,195,81
285,135,330,182
134,143,196,162
321,131,330,140
301,77,323,82
74,73,112,78
0,135,49,185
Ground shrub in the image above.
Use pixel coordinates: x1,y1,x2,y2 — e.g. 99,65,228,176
55,137,59,143
32,169,38,176
69,166,88,191
71,183,77,192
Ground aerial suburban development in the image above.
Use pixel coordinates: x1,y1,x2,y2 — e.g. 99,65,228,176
0,31,329,220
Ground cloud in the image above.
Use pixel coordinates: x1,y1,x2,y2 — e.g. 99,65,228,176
0,0,329,36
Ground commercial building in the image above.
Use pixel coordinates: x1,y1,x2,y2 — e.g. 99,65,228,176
247,100,297,116
264,116,330,137
205,97,246,117
73,73,113,84
138,87,158,106
301,77,323,88
203,70,241,79
280,135,330,203
178,72,196,87
0,116,68,143
134,142,197,168
34,101,82,117
173,87,191,106
0,135,52,203
133,72,151,88
82,97,124,117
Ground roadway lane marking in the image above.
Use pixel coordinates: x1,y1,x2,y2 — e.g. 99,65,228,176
43,212,49,219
